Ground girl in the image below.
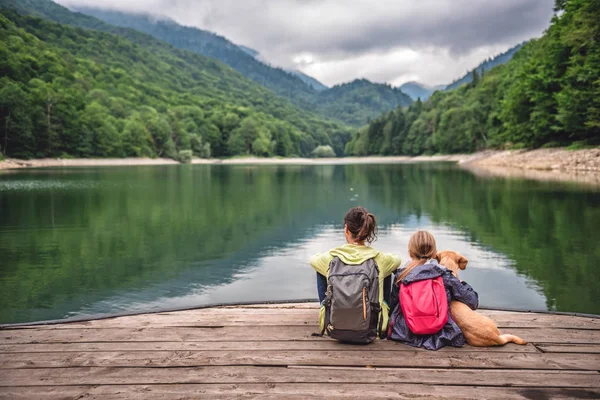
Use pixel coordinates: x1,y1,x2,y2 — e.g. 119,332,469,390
309,206,401,338
388,230,479,350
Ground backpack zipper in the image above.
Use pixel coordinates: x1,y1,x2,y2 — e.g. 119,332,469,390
432,279,440,318
362,287,367,320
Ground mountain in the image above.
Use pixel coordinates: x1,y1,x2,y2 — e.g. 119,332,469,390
400,45,524,101
399,82,445,101
288,70,329,92
444,44,524,91
0,1,353,159
234,44,329,92
316,79,412,127
70,7,317,108
347,0,599,156
67,7,411,126
237,45,260,58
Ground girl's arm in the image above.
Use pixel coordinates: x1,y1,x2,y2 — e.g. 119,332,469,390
444,272,479,310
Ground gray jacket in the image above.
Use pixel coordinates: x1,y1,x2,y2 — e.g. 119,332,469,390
388,260,479,350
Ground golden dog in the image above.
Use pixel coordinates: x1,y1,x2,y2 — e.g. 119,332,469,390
436,251,527,347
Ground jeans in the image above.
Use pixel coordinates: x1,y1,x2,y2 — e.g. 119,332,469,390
317,272,392,305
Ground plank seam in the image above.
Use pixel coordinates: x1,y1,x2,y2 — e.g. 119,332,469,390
2,365,598,372
1,383,599,389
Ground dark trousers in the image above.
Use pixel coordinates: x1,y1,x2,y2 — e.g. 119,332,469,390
317,272,392,304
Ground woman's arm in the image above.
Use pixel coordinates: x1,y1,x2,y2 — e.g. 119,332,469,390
309,252,333,277
376,253,402,278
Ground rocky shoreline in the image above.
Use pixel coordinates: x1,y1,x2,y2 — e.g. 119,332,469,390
460,148,600,172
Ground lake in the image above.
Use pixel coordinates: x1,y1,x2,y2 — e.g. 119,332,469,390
1,163,599,324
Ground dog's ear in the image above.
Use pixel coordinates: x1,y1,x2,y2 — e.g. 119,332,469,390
458,255,468,270
434,252,442,263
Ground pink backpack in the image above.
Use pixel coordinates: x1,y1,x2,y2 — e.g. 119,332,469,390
400,275,448,335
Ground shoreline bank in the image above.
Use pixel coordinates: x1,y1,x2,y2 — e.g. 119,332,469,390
2,148,599,184
0,154,466,170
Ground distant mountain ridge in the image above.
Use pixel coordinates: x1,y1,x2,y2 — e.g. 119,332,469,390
444,44,524,91
288,70,329,92
70,7,411,127
399,81,445,101
317,79,412,126
399,44,524,101
234,44,329,91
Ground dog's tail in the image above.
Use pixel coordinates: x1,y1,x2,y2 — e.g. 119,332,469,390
499,334,527,345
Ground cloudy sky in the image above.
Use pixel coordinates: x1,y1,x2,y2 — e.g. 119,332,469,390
57,0,556,87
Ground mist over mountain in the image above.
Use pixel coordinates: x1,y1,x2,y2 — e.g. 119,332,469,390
399,44,524,101
66,6,410,126
288,70,329,92
444,44,524,91
399,82,444,101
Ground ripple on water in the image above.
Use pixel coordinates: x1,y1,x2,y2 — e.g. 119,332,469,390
0,180,100,192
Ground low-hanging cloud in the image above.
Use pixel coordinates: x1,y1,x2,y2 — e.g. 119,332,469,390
57,0,555,86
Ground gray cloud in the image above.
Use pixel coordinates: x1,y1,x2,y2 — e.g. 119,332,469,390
57,0,555,86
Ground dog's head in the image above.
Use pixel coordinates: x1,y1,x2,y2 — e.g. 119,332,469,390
436,250,468,278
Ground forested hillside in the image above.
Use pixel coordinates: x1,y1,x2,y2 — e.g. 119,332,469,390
315,79,412,127
399,45,523,102
69,7,412,126
73,7,318,110
0,6,352,159
444,43,524,91
346,0,599,156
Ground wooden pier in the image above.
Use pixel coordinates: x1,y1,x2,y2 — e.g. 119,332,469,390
1,303,599,399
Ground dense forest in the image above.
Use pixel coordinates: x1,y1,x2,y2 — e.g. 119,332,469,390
0,5,353,159
347,0,599,156
59,6,413,127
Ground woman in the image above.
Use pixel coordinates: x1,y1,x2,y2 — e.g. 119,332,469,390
309,206,401,338
388,230,479,350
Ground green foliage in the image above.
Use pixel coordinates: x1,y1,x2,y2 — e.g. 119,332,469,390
68,7,412,127
310,145,336,158
315,79,412,127
566,140,595,150
347,0,599,156
0,5,353,159
176,150,193,164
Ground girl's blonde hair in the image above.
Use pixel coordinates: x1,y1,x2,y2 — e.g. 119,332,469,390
397,230,437,283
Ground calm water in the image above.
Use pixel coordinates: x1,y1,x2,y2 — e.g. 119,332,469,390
1,163,599,324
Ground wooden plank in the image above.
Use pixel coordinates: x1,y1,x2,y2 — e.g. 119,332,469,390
222,303,318,309
0,341,539,353
1,366,598,388
1,326,598,344
11,309,598,330
1,384,599,400
1,350,598,370
480,311,600,329
537,344,600,354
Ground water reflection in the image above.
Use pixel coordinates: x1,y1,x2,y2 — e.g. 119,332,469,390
0,163,598,323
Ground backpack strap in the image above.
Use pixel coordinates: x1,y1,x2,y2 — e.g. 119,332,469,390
397,259,430,283
397,264,415,283
311,284,332,337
